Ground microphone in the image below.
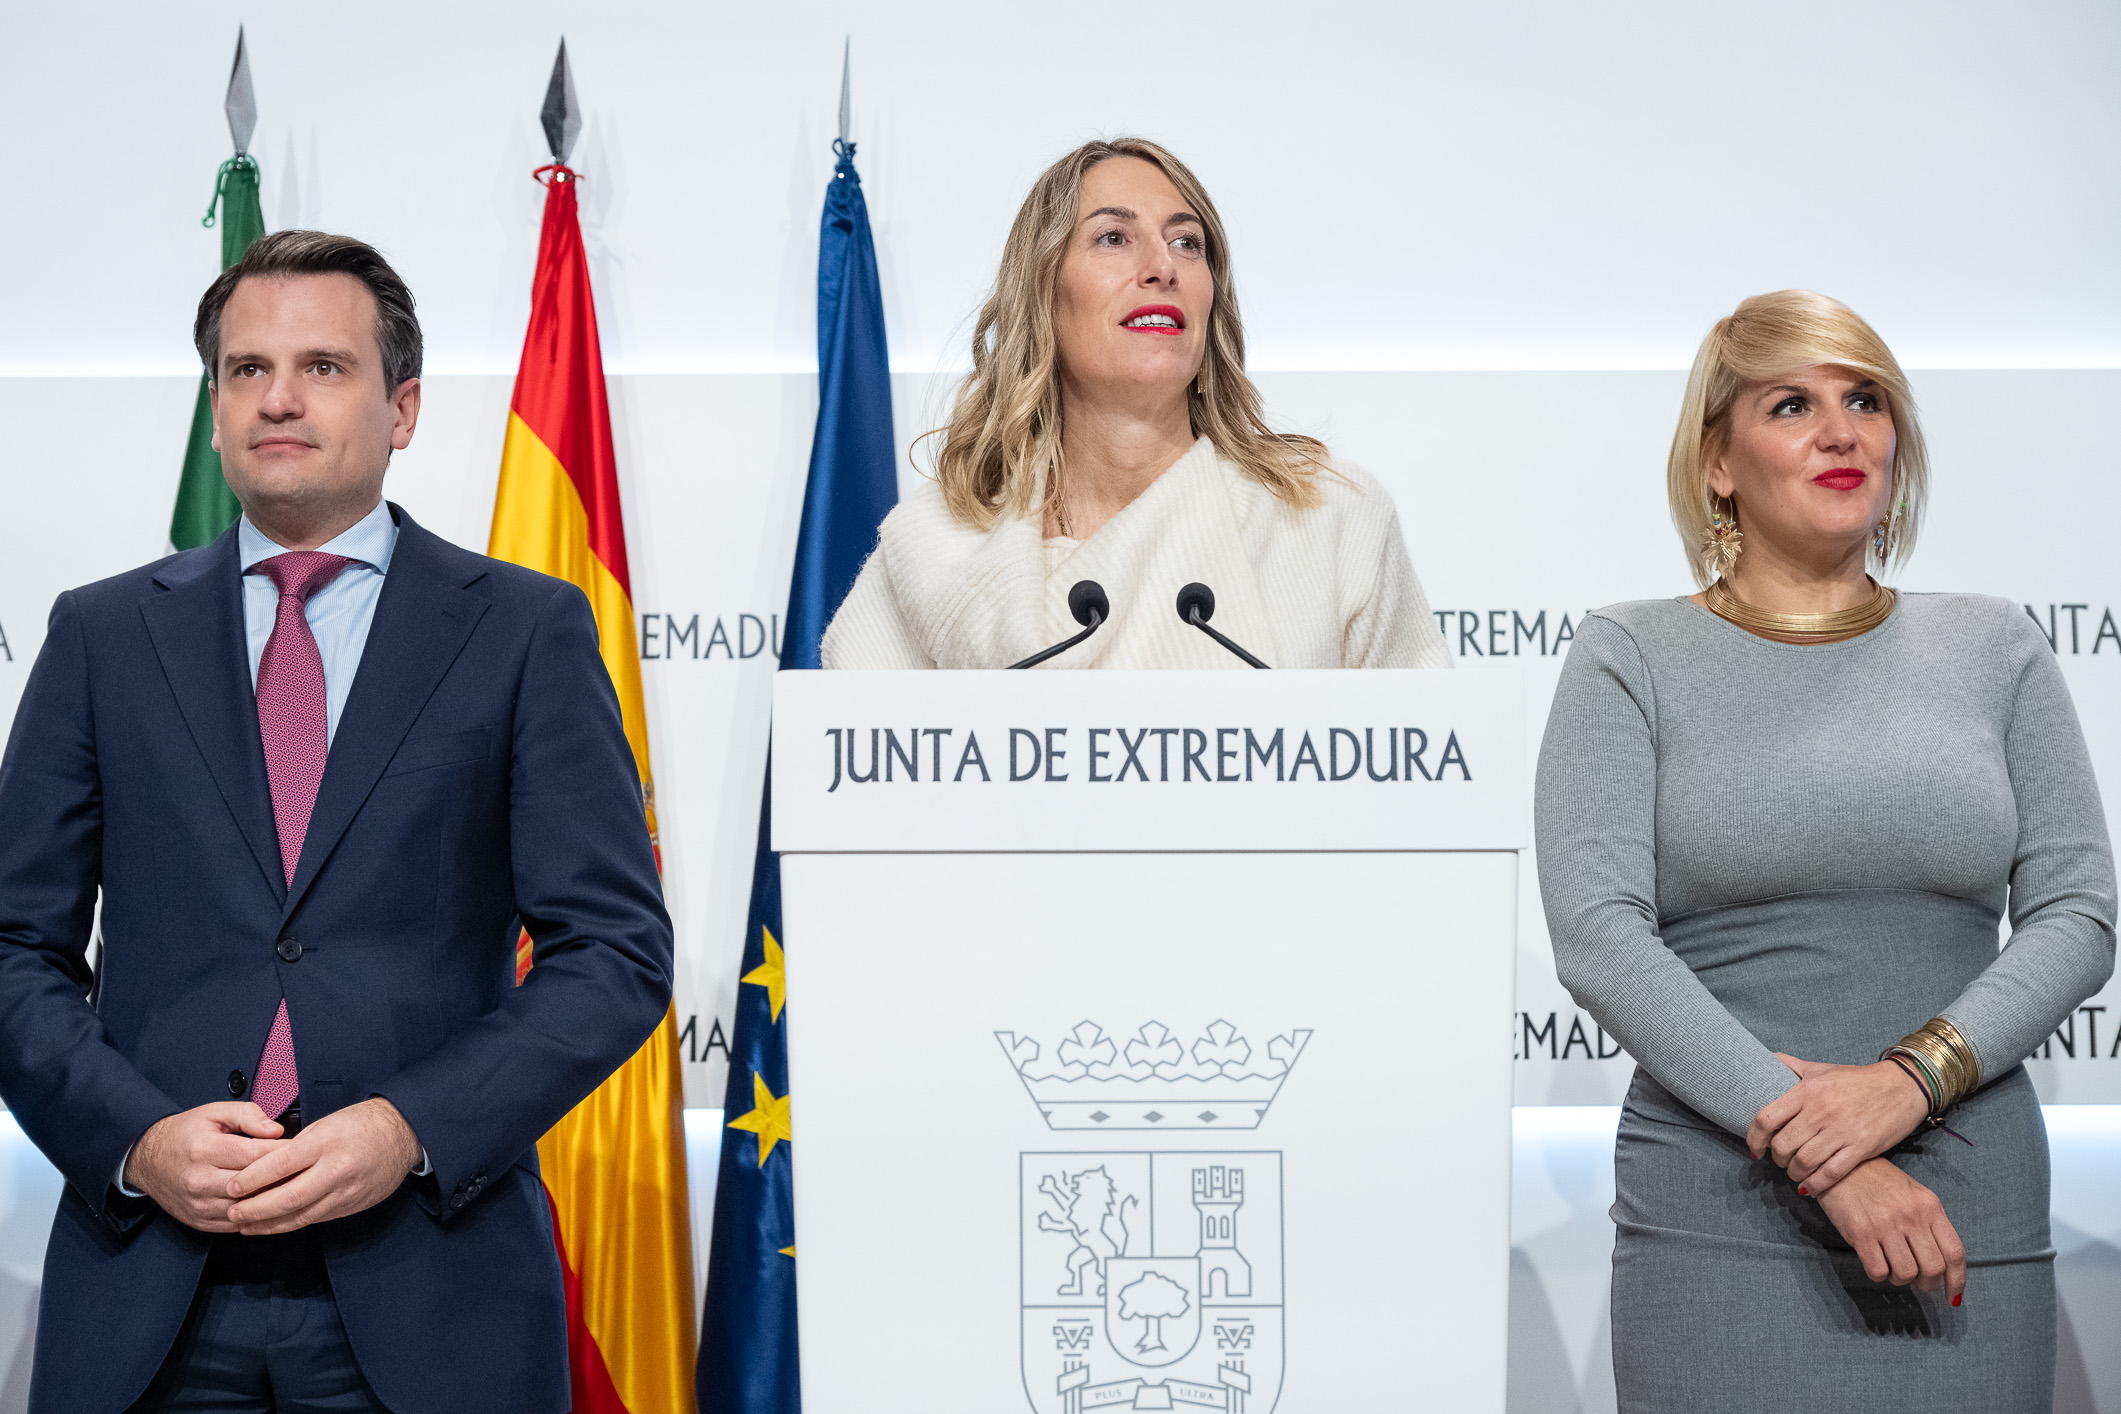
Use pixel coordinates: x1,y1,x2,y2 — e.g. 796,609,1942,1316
1006,580,1110,669
1175,582,1270,669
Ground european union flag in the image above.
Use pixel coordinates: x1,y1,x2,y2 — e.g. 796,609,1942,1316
698,78,898,1414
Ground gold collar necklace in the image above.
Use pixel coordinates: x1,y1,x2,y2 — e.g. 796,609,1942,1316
1706,575,1897,643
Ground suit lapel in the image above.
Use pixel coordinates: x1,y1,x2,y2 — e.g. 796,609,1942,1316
282,510,490,920
139,528,287,903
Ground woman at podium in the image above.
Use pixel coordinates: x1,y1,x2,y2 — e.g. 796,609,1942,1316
821,138,1450,670
1535,290,2114,1411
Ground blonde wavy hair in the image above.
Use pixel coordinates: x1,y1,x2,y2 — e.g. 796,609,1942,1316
1668,289,1928,588
928,137,1325,528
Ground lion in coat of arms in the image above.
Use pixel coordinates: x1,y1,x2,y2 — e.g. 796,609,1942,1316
1035,1165,1138,1297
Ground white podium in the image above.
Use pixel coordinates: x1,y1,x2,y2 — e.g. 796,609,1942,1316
773,670,1525,1413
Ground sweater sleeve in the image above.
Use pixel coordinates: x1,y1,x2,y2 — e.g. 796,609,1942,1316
820,551,934,669
1340,484,1451,669
1534,613,1798,1134
1937,605,2117,1077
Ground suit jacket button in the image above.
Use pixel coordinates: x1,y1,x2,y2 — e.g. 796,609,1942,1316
276,938,303,962
449,1192,467,1211
228,1070,247,1097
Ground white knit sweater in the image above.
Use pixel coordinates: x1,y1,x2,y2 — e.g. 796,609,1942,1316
820,436,1453,670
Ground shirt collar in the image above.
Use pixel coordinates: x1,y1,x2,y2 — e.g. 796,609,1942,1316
239,498,398,576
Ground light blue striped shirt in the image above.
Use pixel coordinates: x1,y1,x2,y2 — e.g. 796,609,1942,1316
238,498,399,746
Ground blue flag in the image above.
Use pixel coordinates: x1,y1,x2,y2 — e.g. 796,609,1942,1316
781,138,901,672
699,135,897,1414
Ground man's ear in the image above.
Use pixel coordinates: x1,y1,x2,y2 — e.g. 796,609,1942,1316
388,377,422,453
208,379,222,454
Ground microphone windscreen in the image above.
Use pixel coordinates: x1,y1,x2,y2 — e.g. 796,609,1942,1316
1069,580,1110,628
1175,582,1216,624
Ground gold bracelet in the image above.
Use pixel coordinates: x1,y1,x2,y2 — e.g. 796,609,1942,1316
1923,1017,1982,1097
1890,1018,1981,1111
1914,1029,1969,1109
1897,1032,1950,1108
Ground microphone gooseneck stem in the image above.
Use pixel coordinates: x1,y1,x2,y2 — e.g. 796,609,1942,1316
1187,608,1270,669
1006,610,1104,669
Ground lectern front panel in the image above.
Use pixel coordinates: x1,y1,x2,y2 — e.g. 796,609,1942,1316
773,670,1520,1413
782,848,1515,1413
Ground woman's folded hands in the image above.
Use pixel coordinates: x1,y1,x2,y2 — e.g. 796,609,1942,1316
1747,1053,1931,1195
1749,1053,1968,1304
1813,1158,1968,1305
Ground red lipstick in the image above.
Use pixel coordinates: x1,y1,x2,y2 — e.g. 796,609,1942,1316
1813,468,1866,490
1120,304,1185,335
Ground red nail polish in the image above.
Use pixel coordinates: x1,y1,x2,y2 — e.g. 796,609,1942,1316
1951,1294,1962,1307
1798,1186,1809,1196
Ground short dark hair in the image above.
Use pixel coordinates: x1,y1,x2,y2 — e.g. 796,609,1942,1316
193,230,423,391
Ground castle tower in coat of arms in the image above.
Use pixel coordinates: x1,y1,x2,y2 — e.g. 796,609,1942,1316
1192,1166,1251,1300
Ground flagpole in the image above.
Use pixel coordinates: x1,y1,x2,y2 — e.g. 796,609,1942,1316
169,27,263,552
699,41,899,1414
488,41,698,1414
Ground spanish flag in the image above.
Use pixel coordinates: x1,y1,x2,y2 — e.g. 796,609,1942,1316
488,158,697,1414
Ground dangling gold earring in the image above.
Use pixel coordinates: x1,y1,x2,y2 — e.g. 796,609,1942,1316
1701,497,1743,580
1875,494,1909,567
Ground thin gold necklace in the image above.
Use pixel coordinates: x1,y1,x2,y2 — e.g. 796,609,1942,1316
1706,575,1896,643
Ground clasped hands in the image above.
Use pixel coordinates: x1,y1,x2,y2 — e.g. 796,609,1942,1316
1748,1054,1965,1305
126,1097,423,1237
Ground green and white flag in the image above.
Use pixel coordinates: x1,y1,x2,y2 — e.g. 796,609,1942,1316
171,29,264,551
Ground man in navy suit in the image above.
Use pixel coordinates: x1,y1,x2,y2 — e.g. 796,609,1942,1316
0,230,672,1413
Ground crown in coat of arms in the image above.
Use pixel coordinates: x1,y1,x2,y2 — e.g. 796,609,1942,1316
995,1021,1311,1131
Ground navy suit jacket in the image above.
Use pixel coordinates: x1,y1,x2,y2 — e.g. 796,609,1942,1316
0,507,673,1414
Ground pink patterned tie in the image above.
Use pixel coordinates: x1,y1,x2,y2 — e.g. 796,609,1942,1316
249,551,351,1120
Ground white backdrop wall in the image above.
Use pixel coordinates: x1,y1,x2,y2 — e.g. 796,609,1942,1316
4,0,2119,1103
7,0,2121,379
3,3,2120,1411
5,369,2119,1111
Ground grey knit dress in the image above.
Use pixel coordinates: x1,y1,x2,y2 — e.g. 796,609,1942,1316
1535,594,2116,1413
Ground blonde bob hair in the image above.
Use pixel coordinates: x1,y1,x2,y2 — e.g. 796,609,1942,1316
1668,289,1928,588
928,137,1325,529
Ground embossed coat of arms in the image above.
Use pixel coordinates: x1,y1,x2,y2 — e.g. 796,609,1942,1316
1005,1021,1301,1413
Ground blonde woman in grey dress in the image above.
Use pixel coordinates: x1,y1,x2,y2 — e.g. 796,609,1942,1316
1535,290,2115,1412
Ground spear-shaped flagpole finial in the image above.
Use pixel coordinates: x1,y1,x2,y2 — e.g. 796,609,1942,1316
541,38,582,165
837,36,851,148
224,26,257,157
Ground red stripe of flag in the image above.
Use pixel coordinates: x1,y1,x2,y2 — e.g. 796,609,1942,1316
510,170,633,595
